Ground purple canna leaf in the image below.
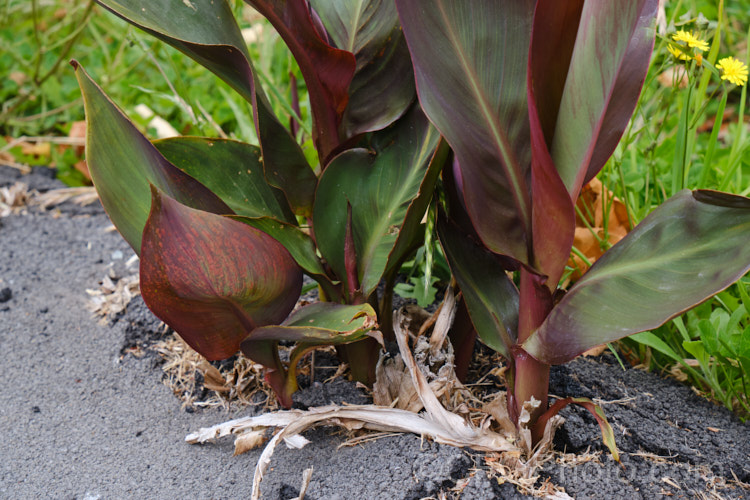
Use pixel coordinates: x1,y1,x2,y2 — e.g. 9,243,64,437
245,0,356,163
140,186,302,361
230,216,335,293
396,0,536,267
524,190,750,365
527,1,584,148
545,0,658,198
527,1,581,285
527,0,656,284
310,0,416,138
437,210,518,359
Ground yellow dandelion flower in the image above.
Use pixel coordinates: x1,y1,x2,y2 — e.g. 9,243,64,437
672,30,709,52
667,44,691,61
716,56,748,86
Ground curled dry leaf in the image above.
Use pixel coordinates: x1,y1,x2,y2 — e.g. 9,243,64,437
374,291,468,413
428,285,457,354
86,270,140,321
373,353,419,410
582,344,608,357
233,429,267,456
198,361,230,393
293,467,314,500
483,393,518,436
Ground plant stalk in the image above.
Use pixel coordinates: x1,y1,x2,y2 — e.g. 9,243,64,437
509,268,552,431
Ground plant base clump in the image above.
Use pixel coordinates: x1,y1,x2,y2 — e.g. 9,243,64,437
187,299,566,498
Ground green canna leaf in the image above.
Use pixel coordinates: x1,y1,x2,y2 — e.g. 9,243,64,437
96,0,316,215
73,62,231,254
313,107,440,298
241,302,377,406
244,302,377,345
154,137,295,223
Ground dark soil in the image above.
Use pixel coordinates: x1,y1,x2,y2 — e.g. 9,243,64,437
1,165,748,499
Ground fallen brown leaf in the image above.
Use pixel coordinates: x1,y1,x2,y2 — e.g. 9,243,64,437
68,121,87,154
567,178,631,279
582,344,608,357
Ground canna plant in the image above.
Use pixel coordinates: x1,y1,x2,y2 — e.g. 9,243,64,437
396,0,750,450
76,0,750,458
73,0,447,407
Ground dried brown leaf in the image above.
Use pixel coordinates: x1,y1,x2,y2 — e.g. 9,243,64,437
234,429,268,456
567,179,630,279
20,141,51,157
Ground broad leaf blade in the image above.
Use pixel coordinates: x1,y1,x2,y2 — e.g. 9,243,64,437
73,63,230,253
154,137,294,223
437,211,518,358
310,0,415,137
140,187,302,360
524,190,750,364
527,1,583,148
246,0,356,162
527,1,581,285
384,137,450,279
243,302,377,345
231,216,331,285
313,108,440,297
548,0,658,196
396,0,536,266
96,0,316,215
241,302,377,407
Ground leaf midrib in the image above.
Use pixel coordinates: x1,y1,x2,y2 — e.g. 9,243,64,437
359,127,438,287
574,223,750,288
435,0,531,230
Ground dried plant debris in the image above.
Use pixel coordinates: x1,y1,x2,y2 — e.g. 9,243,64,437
0,182,35,217
86,261,140,321
151,333,279,412
33,186,98,210
0,183,99,217
373,297,472,414
187,304,564,499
